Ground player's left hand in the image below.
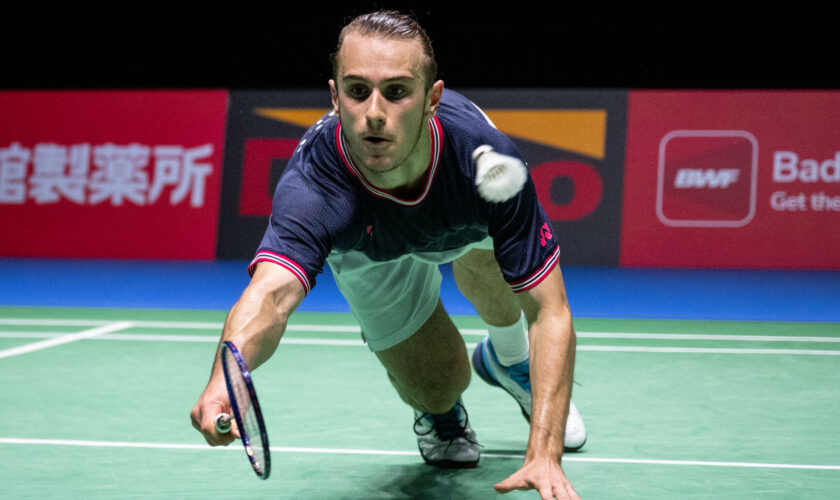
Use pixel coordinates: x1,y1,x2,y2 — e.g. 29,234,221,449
494,457,580,500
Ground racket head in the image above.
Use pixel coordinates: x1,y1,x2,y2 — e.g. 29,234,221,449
220,340,271,479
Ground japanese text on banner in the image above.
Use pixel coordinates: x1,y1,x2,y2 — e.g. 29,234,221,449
0,142,213,207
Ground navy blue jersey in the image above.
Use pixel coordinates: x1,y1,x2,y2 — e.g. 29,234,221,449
250,89,559,295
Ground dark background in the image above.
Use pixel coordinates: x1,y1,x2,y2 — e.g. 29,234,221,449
4,4,834,90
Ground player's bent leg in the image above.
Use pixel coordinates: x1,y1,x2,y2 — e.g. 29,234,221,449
454,247,587,451
452,247,521,328
327,249,482,467
374,299,470,413
375,299,479,468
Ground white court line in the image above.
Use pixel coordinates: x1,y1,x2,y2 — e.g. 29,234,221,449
0,332,368,346
2,318,839,342
0,318,115,327
4,329,840,344
0,318,223,329
0,322,134,359
0,319,360,332
562,456,840,471
2,331,840,354
578,332,840,343
0,331,75,339
1,438,838,471
576,346,840,356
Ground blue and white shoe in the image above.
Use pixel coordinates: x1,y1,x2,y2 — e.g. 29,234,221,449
413,400,480,468
472,336,587,451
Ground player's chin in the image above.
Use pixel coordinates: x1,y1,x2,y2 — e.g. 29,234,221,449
361,158,397,173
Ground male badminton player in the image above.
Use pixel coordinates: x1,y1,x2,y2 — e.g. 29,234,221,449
191,10,584,499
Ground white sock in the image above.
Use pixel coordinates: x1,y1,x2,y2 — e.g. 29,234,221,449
485,312,529,366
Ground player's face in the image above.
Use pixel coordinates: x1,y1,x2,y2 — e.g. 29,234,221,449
330,33,441,177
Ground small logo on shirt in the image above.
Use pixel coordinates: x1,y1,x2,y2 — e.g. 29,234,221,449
539,223,553,247
366,225,373,236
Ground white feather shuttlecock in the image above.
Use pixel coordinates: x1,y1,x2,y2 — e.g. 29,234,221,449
473,145,528,202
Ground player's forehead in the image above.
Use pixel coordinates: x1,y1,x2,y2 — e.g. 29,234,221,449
335,32,425,84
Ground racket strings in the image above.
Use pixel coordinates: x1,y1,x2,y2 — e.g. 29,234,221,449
224,348,268,476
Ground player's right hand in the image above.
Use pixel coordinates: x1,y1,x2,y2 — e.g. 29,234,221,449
190,383,238,446
495,456,580,500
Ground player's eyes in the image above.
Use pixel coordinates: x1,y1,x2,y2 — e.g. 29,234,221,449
347,85,370,99
385,86,409,100
344,83,410,101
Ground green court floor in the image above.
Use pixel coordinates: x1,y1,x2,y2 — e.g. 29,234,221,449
0,306,838,499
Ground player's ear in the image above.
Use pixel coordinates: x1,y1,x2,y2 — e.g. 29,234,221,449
425,80,444,118
329,79,340,114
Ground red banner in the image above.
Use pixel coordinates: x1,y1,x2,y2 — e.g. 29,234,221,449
0,90,228,259
621,90,840,269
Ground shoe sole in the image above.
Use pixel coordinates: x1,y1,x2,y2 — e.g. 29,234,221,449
472,340,586,452
419,453,480,469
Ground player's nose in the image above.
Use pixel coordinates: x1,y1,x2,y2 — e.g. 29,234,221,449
365,89,386,129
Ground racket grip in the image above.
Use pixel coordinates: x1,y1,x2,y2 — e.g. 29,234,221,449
215,413,232,434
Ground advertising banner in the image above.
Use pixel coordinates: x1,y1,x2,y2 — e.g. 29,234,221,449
217,89,627,266
0,90,228,259
621,91,840,269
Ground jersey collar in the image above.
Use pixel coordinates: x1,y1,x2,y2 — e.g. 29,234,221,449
335,116,443,206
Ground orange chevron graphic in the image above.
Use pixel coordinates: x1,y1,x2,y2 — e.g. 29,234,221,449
254,108,606,160
483,110,606,160
254,108,331,128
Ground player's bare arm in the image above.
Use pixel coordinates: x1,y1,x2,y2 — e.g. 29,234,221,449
190,263,305,446
495,264,579,499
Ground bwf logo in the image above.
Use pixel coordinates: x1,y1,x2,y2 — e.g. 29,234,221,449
657,130,758,227
673,169,740,189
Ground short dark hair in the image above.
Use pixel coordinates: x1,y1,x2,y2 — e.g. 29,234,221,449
330,10,438,88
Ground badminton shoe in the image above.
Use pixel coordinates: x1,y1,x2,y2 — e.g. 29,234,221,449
413,400,480,468
472,336,587,451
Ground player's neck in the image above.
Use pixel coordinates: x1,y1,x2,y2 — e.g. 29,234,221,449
355,120,431,194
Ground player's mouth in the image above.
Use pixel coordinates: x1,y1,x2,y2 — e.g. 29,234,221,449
363,135,390,146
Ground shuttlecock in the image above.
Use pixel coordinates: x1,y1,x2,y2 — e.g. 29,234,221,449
473,145,528,202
